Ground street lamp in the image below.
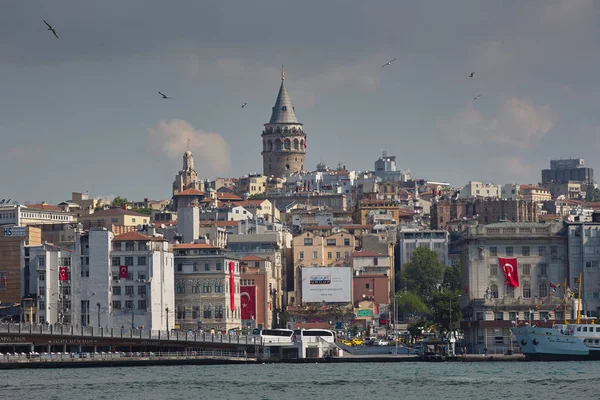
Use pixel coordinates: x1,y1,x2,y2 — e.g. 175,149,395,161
165,307,170,337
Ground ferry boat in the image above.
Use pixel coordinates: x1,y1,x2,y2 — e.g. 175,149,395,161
510,273,600,361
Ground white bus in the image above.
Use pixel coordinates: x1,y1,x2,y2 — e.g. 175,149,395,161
293,329,336,344
252,328,294,343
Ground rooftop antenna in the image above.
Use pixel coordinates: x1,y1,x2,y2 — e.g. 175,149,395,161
187,137,190,152
0,199,4,205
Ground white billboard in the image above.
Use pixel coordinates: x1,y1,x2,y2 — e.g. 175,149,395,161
301,267,352,303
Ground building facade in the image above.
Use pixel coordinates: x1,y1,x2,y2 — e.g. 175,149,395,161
397,229,450,268
261,67,306,178
173,244,241,333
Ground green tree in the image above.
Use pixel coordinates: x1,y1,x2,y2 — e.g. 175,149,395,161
400,247,446,299
586,186,600,202
395,291,429,321
442,260,462,292
112,196,129,207
428,289,462,333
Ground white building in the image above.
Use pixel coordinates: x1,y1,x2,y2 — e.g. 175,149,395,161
459,181,500,199
110,231,174,331
0,204,74,228
397,228,450,268
500,184,521,200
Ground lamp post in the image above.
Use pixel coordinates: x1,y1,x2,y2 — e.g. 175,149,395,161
165,307,170,338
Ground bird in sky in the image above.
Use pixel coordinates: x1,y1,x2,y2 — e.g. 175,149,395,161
43,20,59,39
242,103,247,108
158,91,171,99
469,72,475,78
381,58,397,68
474,94,482,101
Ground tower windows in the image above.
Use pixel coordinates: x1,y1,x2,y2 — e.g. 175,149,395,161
293,139,299,150
275,139,282,151
267,140,273,151
286,164,290,170
284,139,291,150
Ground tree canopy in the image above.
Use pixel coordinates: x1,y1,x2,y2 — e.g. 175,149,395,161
401,247,446,299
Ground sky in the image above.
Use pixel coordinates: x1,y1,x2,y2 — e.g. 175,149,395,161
2,0,600,204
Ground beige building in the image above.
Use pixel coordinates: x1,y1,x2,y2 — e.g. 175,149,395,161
78,208,150,231
542,181,582,200
238,174,268,197
459,222,570,353
291,231,356,305
173,243,241,333
0,204,74,227
235,199,279,222
519,185,552,202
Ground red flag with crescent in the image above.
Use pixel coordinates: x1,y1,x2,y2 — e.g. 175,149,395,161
119,265,129,279
59,267,68,281
240,285,256,320
229,261,235,312
498,257,519,288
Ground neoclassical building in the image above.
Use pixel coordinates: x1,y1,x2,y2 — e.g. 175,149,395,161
262,66,306,178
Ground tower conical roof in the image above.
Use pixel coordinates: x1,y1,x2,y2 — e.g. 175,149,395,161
269,67,299,124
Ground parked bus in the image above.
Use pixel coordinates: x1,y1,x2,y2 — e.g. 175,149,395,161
293,329,336,344
251,328,294,343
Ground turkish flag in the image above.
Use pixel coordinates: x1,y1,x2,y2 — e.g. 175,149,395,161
229,261,235,311
304,137,307,148
119,265,129,279
499,257,519,288
241,285,256,320
59,267,68,281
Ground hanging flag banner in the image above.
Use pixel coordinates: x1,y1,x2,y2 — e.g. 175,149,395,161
119,265,129,279
498,257,520,288
59,267,68,281
229,261,235,311
240,285,256,320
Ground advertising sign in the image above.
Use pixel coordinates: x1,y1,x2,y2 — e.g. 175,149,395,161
3,226,26,237
301,267,352,303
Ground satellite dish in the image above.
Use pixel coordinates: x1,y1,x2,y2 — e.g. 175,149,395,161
6,199,10,204
0,199,4,205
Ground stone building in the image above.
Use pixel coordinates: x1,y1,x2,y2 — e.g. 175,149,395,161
262,66,306,178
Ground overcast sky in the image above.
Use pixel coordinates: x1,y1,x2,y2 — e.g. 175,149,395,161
2,0,600,203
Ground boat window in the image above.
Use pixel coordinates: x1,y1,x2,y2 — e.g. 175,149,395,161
584,327,588,332
596,327,600,332
577,327,582,331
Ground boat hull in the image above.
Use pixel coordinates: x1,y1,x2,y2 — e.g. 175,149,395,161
511,326,600,361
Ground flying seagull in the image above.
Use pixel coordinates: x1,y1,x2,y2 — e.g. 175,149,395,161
44,20,59,39
242,103,247,108
469,72,475,78
474,94,482,101
381,58,397,68
158,91,171,99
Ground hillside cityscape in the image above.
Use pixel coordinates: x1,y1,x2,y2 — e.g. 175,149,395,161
2,72,599,356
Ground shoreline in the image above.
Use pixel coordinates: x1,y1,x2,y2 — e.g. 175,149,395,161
0,354,526,369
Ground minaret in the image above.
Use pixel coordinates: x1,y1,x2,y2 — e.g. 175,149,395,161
261,65,306,178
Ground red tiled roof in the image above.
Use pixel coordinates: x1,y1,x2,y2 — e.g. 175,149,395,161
173,243,218,249
174,188,205,196
352,250,385,257
240,255,267,262
113,231,165,242
26,203,63,212
215,192,242,201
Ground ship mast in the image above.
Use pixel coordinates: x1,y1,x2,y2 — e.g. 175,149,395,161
577,273,582,324
563,278,568,325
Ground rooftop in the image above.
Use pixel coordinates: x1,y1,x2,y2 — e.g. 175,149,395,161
113,231,165,242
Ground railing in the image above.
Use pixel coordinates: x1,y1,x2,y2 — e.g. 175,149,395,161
0,349,254,363
0,323,263,345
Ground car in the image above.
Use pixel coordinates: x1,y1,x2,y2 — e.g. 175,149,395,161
373,339,389,346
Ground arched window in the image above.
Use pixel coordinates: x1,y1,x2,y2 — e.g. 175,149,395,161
539,283,548,298
267,140,273,151
293,139,299,150
284,139,291,150
275,139,282,151
177,306,185,320
505,286,515,298
192,305,200,319
522,283,531,298
490,284,499,299
203,304,212,319
300,139,304,149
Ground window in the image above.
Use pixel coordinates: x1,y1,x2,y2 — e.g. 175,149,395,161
215,281,224,293
205,263,210,271
177,284,185,294
193,262,199,272
490,284,499,298
505,247,513,256
112,257,120,267
138,300,146,310
177,264,183,272
506,286,515,298
39,271,45,281
38,257,45,267
336,252,341,260
137,286,146,295
538,246,546,256
299,251,304,260
38,286,44,295
125,257,134,266
539,312,549,320
304,238,313,245
494,312,504,321
125,286,134,295
539,283,548,298
344,238,350,246
177,307,185,320
112,286,121,295
216,262,223,271
522,283,531,298
551,246,558,260
521,246,530,256
125,300,134,309
326,239,336,246
489,247,497,257
476,312,484,321
522,264,531,276
202,282,211,293
509,312,517,320
192,283,200,293
0,272,6,289
112,301,121,310
203,305,212,319
489,264,498,276
137,256,146,266
524,310,532,321
539,263,548,276
327,252,332,260
344,252,349,259
138,272,147,280
215,305,224,319
313,251,318,259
